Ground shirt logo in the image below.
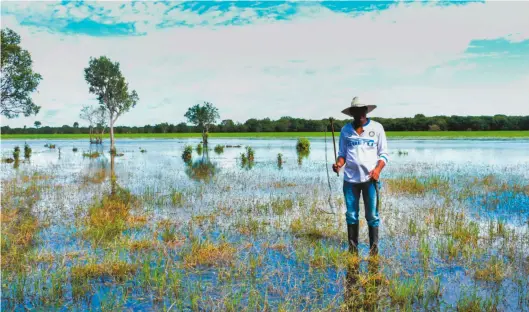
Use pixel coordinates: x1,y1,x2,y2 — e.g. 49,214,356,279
347,138,376,147
369,131,375,137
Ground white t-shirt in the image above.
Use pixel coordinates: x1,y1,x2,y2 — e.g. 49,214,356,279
337,119,389,183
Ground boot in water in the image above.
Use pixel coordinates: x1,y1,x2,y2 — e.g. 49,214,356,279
368,225,379,256
347,223,359,254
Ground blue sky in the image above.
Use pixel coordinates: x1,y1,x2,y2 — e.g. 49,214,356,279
1,1,528,127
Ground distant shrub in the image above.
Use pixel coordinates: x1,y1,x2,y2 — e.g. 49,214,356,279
24,143,31,159
196,143,203,155
239,147,255,169
240,153,248,166
277,153,283,168
246,146,255,162
214,145,224,154
182,145,193,162
296,138,310,153
13,146,20,160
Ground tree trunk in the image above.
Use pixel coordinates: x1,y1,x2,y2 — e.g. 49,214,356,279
100,126,106,144
202,127,208,147
110,115,115,154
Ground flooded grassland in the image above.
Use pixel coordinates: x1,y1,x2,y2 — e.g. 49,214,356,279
1,138,529,311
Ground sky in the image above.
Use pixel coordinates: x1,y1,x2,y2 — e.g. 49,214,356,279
1,0,528,128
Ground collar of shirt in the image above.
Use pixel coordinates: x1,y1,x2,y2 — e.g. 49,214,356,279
351,118,372,136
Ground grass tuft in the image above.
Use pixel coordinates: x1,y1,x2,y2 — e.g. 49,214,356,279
183,238,236,267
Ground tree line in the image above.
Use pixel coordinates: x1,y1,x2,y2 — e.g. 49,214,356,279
2,27,528,151
2,114,529,135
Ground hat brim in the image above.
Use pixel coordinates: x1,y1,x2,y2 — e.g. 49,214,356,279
341,105,377,117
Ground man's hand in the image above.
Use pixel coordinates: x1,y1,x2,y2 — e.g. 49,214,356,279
369,160,386,181
369,168,381,181
333,157,345,173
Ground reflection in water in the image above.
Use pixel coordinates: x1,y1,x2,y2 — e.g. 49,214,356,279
214,144,224,155
344,261,360,311
110,154,117,195
85,154,143,243
185,152,218,182
297,150,309,166
240,146,255,170
343,256,381,311
82,153,111,185
182,145,193,163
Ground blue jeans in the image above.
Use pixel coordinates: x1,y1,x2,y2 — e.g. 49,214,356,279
343,180,380,227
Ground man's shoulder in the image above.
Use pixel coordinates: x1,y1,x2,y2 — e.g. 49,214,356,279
368,119,385,130
340,122,352,133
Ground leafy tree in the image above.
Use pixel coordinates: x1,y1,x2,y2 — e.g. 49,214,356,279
176,122,189,133
1,28,42,118
73,121,79,128
84,56,139,153
154,122,169,133
220,119,235,132
184,101,219,146
245,118,261,132
34,121,41,128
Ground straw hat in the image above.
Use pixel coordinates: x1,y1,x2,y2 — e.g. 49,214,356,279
341,96,377,116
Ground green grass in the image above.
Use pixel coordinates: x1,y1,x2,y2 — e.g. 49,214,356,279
1,130,528,140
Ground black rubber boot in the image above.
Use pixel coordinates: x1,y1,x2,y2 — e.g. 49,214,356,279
368,226,379,256
347,223,359,254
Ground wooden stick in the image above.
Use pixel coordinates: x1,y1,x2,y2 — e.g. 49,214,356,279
330,118,339,176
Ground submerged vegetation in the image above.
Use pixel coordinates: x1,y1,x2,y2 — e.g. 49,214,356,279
12,145,20,160
24,143,32,159
214,144,224,154
1,139,528,311
182,145,193,162
240,146,255,169
296,137,310,153
82,151,100,158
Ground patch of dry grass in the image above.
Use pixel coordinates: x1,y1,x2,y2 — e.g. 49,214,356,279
183,239,236,267
474,256,507,282
71,260,137,281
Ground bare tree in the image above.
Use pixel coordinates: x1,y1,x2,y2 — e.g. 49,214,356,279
80,105,107,144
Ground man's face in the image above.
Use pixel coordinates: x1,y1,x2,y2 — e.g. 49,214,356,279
350,107,367,120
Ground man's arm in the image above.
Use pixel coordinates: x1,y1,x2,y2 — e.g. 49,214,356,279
332,128,347,173
369,125,389,180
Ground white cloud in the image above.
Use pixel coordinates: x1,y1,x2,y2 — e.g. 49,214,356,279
1,1,529,128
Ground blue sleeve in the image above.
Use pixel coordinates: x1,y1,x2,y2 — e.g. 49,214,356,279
377,125,389,164
338,128,347,160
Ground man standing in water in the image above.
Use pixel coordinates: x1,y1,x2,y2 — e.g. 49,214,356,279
332,97,389,256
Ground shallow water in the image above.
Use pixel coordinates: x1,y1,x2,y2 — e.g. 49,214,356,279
1,138,529,311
